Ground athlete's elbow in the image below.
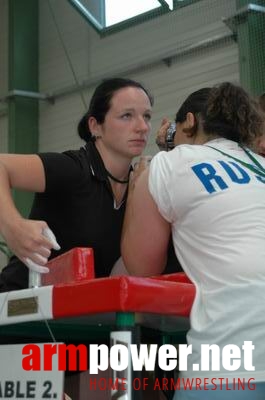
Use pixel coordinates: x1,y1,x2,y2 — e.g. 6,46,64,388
121,243,165,277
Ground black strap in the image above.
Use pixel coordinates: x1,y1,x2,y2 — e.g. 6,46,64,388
205,145,265,178
106,170,129,184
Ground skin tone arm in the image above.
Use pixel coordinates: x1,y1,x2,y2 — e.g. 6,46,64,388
0,154,59,269
121,165,171,276
121,115,207,276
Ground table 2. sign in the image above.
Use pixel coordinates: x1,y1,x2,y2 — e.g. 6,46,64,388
0,344,64,400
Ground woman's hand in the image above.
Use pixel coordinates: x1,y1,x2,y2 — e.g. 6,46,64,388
155,117,171,150
2,218,60,273
129,155,152,193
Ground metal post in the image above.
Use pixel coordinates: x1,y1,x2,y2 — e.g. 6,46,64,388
8,0,39,217
235,0,265,95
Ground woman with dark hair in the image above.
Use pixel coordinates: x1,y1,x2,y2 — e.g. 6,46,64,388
122,82,265,399
0,77,153,291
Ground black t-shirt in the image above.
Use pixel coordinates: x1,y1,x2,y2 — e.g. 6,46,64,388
0,143,126,290
0,142,182,292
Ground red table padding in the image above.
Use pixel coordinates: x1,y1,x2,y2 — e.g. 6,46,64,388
42,248,95,286
151,272,192,284
52,274,195,319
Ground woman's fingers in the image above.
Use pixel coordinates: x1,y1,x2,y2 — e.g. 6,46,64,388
30,252,48,265
129,156,152,193
22,257,49,274
156,118,171,149
42,227,61,250
25,227,61,272
21,226,61,273
2,218,61,273
38,246,51,258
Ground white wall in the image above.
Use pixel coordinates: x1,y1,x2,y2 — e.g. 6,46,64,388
38,0,239,154
0,0,241,154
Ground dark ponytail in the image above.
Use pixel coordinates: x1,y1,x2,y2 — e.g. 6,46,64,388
77,115,93,142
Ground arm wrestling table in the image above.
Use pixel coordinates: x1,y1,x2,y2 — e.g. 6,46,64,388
0,249,195,400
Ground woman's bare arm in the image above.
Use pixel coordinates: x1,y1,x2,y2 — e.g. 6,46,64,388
0,154,60,271
121,168,171,276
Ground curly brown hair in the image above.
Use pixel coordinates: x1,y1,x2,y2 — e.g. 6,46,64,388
204,82,264,146
259,92,265,112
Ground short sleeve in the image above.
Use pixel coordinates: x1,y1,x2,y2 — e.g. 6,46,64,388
38,149,91,193
148,151,175,222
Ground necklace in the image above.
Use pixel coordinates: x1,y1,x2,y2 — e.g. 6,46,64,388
106,170,129,184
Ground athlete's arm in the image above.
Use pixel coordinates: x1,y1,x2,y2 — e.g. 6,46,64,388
121,168,171,276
